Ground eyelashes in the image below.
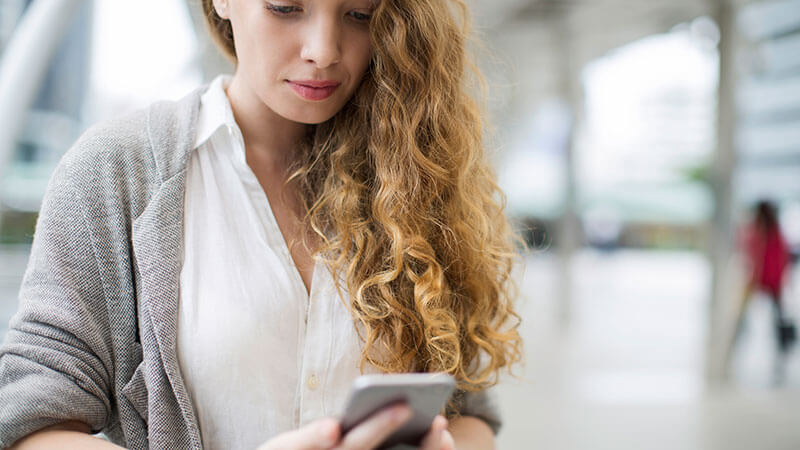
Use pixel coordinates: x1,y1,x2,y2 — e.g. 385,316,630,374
347,11,371,22
263,2,372,23
264,3,300,15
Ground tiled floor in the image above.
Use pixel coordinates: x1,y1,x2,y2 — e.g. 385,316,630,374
495,250,800,450
2,246,799,449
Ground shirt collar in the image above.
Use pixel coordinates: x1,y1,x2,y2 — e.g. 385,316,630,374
193,74,237,149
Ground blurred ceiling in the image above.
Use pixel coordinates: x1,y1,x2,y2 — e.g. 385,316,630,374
469,0,717,65
465,0,722,124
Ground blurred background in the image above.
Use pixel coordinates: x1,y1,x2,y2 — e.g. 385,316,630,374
0,0,799,448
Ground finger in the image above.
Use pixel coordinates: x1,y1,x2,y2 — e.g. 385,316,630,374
337,404,412,449
439,429,456,450
263,417,340,450
418,415,448,450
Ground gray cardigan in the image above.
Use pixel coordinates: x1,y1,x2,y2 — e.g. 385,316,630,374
0,86,501,449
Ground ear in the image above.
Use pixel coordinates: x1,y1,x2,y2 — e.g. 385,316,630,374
212,0,230,19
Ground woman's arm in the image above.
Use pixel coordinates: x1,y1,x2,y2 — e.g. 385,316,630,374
0,152,115,446
448,416,496,450
9,422,124,450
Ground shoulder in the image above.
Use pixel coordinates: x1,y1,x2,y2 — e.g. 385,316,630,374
56,87,204,202
44,87,204,220
60,107,153,182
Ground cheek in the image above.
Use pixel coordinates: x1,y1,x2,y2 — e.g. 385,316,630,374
236,17,292,74
360,41,374,74
346,35,374,79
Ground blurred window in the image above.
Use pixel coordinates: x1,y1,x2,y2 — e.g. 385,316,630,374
578,18,719,227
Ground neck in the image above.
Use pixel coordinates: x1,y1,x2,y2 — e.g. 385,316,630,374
225,72,309,172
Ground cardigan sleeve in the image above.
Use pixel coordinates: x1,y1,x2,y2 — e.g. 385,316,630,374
0,154,114,448
446,386,503,435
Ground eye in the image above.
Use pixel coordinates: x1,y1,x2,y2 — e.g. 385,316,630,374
347,10,372,23
264,2,302,15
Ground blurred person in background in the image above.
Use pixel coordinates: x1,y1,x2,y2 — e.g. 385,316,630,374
0,0,522,449
734,200,795,381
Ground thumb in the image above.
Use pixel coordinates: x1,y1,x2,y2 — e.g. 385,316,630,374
260,417,341,450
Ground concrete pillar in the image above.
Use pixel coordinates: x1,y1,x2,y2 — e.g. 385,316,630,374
706,0,739,383
555,12,582,329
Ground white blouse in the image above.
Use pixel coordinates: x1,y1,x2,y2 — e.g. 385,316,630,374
177,75,380,450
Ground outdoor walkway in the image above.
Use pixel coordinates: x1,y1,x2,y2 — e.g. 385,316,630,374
496,249,800,449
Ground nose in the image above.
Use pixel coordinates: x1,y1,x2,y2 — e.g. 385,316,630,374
300,15,342,68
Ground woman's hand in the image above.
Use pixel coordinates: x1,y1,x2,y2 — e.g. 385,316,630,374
256,404,455,450
418,415,456,450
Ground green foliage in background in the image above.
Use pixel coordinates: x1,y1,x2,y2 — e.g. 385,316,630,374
0,211,37,245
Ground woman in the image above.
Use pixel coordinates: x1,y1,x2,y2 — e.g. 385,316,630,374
0,0,522,448
740,200,793,353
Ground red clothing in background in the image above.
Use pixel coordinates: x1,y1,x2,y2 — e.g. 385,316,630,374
744,225,791,297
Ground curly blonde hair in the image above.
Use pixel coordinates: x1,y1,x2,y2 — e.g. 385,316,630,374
201,0,522,395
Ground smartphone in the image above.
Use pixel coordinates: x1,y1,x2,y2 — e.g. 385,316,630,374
339,373,456,449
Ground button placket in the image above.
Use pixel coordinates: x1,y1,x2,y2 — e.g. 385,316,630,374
299,263,329,425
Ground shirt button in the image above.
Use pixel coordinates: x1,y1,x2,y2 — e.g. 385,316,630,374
307,374,319,390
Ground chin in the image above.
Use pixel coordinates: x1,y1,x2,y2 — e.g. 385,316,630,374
290,116,331,125
286,109,338,125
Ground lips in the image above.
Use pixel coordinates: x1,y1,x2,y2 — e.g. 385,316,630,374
287,80,341,101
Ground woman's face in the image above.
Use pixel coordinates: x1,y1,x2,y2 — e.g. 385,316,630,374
216,0,375,124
